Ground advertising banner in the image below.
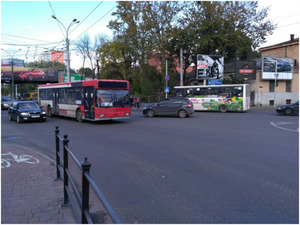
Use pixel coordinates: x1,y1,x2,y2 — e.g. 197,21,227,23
235,60,256,81
196,54,224,80
58,73,84,83
1,68,59,84
262,57,294,80
1,59,24,67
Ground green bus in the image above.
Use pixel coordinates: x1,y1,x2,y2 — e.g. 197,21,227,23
174,84,250,112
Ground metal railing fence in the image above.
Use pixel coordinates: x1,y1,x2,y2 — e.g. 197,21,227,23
55,126,122,224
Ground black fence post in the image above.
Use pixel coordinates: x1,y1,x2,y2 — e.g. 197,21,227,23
81,157,91,224
62,135,70,206
55,126,61,180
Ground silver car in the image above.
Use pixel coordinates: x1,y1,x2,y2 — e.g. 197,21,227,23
1,96,15,110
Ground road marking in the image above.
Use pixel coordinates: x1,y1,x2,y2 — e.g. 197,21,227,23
270,122,299,133
1,152,40,168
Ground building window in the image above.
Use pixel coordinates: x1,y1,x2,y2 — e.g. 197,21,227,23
269,80,275,92
269,100,274,106
286,80,291,92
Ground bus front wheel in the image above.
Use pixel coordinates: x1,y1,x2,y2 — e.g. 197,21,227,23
219,105,228,113
76,109,83,122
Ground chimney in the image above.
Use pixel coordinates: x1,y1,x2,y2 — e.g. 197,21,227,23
290,34,295,41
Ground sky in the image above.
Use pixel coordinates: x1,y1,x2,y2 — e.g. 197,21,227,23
1,0,299,70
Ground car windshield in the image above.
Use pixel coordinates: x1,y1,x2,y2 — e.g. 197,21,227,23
96,90,129,107
18,102,39,109
2,96,13,101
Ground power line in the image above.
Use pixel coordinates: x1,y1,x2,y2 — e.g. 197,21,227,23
1,33,59,44
48,1,65,39
69,1,103,35
73,4,117,41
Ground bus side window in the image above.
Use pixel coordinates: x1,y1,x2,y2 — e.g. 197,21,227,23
186,89,193,97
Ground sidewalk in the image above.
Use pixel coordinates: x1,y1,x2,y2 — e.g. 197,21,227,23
1,144,76,224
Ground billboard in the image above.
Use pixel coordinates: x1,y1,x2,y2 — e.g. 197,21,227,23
1,59,24,67
235,60,256,81
262,57,294,80
196,54,224,80
1,68,59,84
58,73,84,83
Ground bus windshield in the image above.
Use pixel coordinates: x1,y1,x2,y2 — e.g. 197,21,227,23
96,90,129,107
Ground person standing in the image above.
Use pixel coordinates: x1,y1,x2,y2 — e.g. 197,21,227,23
136,96,140,109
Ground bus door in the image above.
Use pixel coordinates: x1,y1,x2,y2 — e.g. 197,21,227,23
83,87,94,120
53,89,59,114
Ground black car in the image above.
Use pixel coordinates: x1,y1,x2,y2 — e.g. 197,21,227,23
8,101,47,123
276,101,299,116
143,97,194,118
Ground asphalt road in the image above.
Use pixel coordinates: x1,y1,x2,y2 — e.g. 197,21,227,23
1,107,299,223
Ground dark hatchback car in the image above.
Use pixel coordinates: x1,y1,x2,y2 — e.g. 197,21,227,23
143,97,194,118
8,101,47,123
276,101,299,116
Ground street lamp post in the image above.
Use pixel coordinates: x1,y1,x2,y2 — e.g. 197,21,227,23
52,16,79,82
1,48,21,99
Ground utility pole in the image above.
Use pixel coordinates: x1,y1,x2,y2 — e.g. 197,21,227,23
52,16,79,82
165,60,168,98
274,61,279,108
180,48,183,86
1,48,21,99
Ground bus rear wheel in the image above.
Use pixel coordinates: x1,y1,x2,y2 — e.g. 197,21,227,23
219,105,228,113
76,109,83,122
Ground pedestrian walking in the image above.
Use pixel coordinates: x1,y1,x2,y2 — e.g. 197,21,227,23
136,96,140,109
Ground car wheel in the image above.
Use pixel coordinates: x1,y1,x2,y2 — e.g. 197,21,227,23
17,115,22,123
147,109,155,117
76,109,83,122
28,74,33,80
178,109,187,118
219,105,228,113
284,108,293,116
8,113,12,121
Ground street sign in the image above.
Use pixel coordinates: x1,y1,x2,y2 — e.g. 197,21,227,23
164,87,170,93
165,75,169,81
208,80,222,85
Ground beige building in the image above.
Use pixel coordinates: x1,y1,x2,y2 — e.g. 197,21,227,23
249,35,299,106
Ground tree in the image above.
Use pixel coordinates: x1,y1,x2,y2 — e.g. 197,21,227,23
26,60,66,70
181,1,276,61
101,1,275,94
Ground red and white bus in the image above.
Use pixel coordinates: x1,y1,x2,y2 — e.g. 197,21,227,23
38,79,131,122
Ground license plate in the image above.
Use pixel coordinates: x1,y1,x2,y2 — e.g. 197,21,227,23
31,115,40,118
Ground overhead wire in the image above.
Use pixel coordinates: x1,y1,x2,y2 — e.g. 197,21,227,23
69,1,103,35
48,1,65,39
2,2,117,61
73,4,117,41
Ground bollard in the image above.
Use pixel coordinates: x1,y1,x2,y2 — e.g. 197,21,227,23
62,134,70,206
55,126,61,180
81,157,91,224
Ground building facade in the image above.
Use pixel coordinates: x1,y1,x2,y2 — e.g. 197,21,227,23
40,51,65,65
249,35,299,106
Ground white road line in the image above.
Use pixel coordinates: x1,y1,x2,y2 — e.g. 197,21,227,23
270,122,299,132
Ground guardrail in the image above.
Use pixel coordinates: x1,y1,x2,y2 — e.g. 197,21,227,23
55,126,122,224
